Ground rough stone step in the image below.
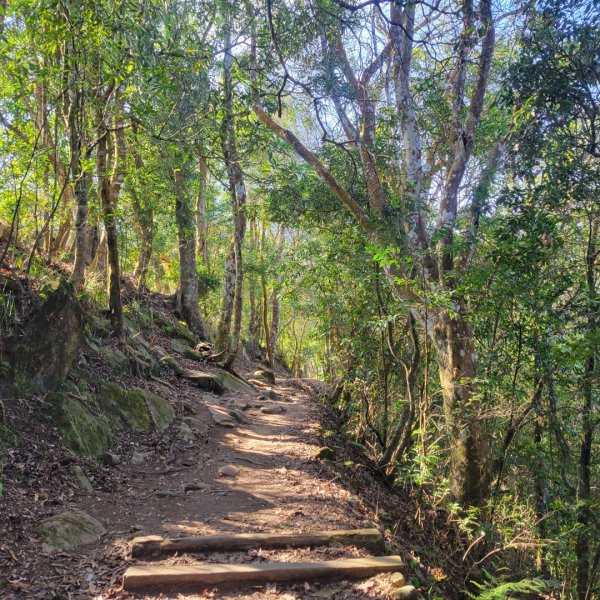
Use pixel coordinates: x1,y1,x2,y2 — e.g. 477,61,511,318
123,555,404,590
131,528,385,558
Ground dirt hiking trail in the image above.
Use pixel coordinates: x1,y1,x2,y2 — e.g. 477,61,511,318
111,375,407,599
2,368,413,600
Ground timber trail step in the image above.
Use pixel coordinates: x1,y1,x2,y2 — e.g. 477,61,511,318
123,529,405,593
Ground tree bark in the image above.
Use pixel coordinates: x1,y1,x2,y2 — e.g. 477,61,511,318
432,309,490,506
218,22,247,369
174,162,209,340
576,216,598,600
130,129,154,292
196,155,209,266
69,85,89,287
96,90,125,335
252,0,495,506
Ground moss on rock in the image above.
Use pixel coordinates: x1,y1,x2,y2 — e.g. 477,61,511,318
11,279,87,395
50,393,113,458
99,383,152,430
144,390,175,431
98,382,174,432
161,321,196,345
37,510,105,553
47,380,174,459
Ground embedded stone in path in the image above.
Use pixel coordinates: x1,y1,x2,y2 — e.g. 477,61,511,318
208,406,237,428
260,405,286,415
69,465,94,493
123,555,404,590
254,368,275,384
218,464,238,478
37,510,105,553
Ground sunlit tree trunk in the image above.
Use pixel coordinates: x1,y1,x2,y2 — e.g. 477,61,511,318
174,162,209,340
196,154,209,267
69,84,89,287
252,0,495,505
96,90,125,335
217,22,247,369
130,126,154,291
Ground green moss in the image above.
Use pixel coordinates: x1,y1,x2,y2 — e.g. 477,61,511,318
47,382,174,459
96,346,129,374
161,322,196,345
50,393,113,458
99,383,152,430
144,390,175,431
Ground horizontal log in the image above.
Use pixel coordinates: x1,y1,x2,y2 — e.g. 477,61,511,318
131,528,385,558
123,555,404,590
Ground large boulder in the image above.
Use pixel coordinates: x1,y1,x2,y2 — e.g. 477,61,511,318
37,510,105,553
12,279,86,395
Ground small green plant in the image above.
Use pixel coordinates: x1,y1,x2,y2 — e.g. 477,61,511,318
0,292,17,330
468,569,556,599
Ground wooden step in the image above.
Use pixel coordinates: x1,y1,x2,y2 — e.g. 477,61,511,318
123,555,404,590
131,528,385,558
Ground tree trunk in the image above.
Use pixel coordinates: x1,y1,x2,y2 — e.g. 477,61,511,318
96,91,125,336
215,243,236,351
576,216,598,600
218,22,247,369
174,164,209,340
130,147,154,291
70,99,88,287
196,155,209,266
248,219,261,345
432,309,490,506
267,226,284,369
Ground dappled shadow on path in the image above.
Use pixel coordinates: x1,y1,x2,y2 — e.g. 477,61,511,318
111,377,400,599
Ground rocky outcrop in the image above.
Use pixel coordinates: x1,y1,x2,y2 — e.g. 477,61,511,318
11,279,87,395
98,382,174,432
49,381,174,458
50,390,114,458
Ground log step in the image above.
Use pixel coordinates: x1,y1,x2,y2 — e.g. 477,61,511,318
123,555,404,590
131,528,385,558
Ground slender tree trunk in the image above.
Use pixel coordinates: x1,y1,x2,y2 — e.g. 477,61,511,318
248,219,261,345
267,226,284,369
174,164,209,340
378,314,420,476
218,23,247,369
130,131,154,291
196,155,209,266
432,309,490,506
70,85,88,287
262,271,272,367
96,91,125,335
576,216,598,600
215,243,236,351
